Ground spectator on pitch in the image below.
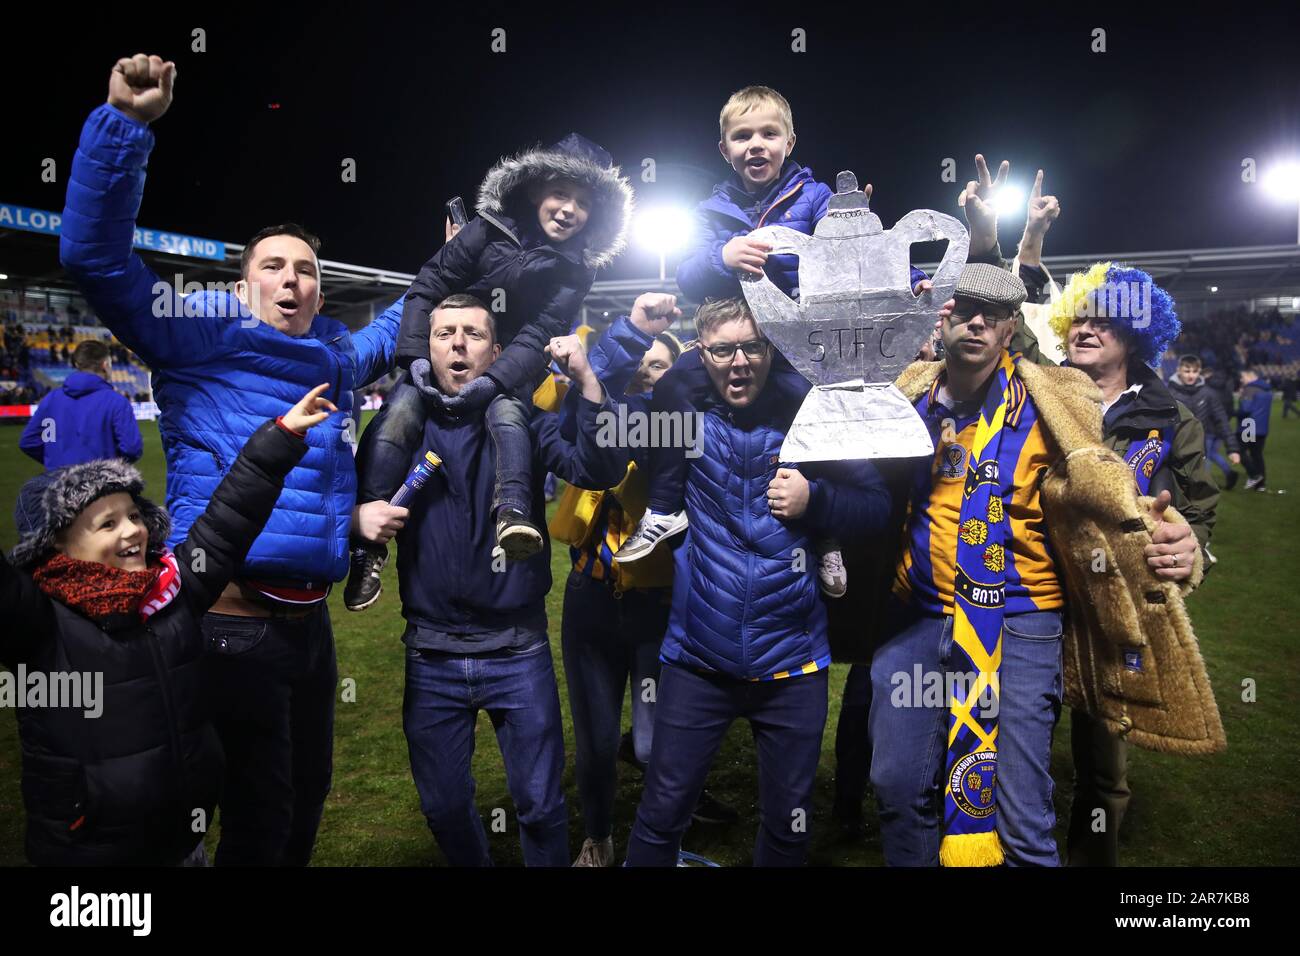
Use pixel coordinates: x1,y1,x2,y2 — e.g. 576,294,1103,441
2,385,334,866
550,292,735,865
1237,368,1273,490
865,263,1212,867
19,339,142,469
396,296,626,867
623,298,891,867
59,53,404,866
1055,262,1217,866
1168,355,1240,489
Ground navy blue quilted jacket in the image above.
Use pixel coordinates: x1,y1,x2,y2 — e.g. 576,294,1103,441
59,105,401,584
661,385,893,679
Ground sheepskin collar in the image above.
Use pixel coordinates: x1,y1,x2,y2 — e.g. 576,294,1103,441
476,140,634,270
895,354,1103,454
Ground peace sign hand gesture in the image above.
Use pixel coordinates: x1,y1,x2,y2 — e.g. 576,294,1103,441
1024,169,1060,240
957,154,1009,256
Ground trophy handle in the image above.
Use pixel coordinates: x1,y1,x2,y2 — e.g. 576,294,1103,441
738,225,809,334
888,210,970,302
746,224,813,258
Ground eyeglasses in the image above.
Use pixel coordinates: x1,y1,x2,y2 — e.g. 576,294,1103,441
700,338,770,362
948,301,1012,327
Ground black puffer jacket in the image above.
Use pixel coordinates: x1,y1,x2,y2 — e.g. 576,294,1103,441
395,134,633,394
0,420,307,865
1168,374,1239,453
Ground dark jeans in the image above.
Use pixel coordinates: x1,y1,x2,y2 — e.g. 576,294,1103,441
201,603,337,866
402,637,568,866
355,376,533,521
1067,708,1129,867
560,571,669,841
485,393,533,519
355,374,427,504
833,662,873,809
645,348,811,514
1241,433,1267,483
625,662,828,867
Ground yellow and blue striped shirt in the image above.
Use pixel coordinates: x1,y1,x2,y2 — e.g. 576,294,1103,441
894,375,1064,615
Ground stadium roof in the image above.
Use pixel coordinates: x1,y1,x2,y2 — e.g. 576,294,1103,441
4,219,1299,332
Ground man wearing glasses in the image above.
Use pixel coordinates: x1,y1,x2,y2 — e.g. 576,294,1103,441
624,297,892,866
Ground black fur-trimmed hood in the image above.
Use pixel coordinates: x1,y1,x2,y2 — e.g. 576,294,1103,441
477,133,634,270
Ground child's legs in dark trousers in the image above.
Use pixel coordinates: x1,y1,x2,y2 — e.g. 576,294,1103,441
486,392,534,518
355,374,428,504
1243,434,1268,482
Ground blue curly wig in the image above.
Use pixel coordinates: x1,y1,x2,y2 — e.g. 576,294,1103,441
1049,262,1180,368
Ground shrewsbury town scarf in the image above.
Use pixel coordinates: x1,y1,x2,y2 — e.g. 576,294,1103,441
1124,428,1174,495
941,351,1025,867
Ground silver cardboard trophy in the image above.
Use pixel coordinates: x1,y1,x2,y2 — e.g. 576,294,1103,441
741,171,969,462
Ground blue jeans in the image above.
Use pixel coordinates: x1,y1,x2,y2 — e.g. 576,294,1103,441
626,662,828,867
868,602,1063,866
560,571,669,841
1203,433,1232,480
402,638,568,866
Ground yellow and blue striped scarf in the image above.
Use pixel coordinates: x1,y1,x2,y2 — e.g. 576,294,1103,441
941,351,1023,867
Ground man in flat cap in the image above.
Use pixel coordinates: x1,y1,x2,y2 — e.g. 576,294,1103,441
863,262,1105,867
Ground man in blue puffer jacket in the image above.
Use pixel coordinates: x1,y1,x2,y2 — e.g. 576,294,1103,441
58,53,404,865
624,298,893,866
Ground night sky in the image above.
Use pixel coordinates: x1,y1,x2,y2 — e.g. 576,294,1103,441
5,4,1300,282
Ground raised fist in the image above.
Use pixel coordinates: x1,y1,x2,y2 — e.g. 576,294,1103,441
107,53,176,125
629,293,681,336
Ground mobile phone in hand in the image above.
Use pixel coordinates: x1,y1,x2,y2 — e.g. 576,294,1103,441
446,196,468,227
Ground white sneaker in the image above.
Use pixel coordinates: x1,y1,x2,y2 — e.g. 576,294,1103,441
572,836,614,867
614,509,689,563
818,542,848,598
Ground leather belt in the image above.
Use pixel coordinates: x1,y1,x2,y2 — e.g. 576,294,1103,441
209,581,319,619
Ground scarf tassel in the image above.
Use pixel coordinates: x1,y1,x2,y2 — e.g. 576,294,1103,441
940,831,1005,868
946,832,1003,868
